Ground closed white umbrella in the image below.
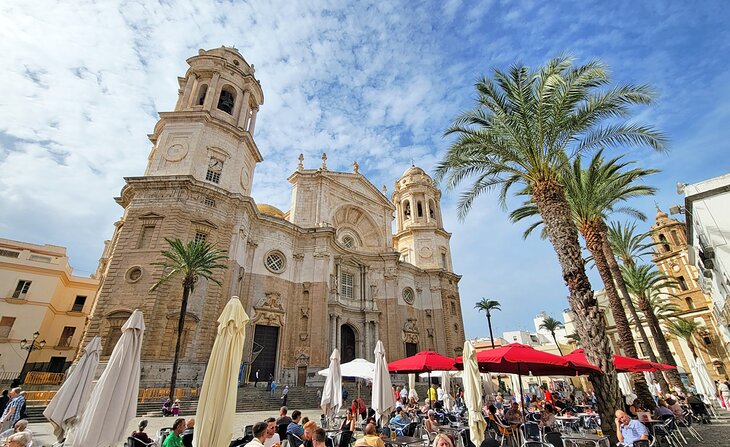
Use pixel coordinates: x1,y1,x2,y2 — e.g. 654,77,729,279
321,349,343,419
194,297,249,447
408,374,419,401
692,357,717,404
67,310,145,447
318,358,374,380
617,372,633,397
442,370,453,411
43,336,101,440
463,341,486,447
372,340,394,423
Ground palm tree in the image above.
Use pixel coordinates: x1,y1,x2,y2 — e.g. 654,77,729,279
435,56,665,437
667,318,702,360
621,263,686,392
475,298,501,349
151,237,228,400
608,222,669,390
539,316,565,355
510,151,659,407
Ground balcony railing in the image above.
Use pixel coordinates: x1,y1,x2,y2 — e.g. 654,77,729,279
25,371,65,385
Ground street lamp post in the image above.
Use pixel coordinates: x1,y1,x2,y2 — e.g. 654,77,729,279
14,331,46,386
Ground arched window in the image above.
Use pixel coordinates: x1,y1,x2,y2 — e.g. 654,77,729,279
417,201,423,217
685,297,694,310
671,230,680,245
196,84,208,106
403,201,411,220
217,87,236,114
659,234,670,252
428,200,435,219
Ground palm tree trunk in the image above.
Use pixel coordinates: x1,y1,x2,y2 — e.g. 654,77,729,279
486,314,496,350
169,284,191,401
551,334,563,355
584,224,656,409
532,181,620,443
600,227,670,394
635,295,686,393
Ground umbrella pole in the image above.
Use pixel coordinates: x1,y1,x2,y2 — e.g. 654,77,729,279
428,371,432,408
518,365,525,413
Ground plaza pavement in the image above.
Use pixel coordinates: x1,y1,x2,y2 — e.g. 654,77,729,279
25,407,730,447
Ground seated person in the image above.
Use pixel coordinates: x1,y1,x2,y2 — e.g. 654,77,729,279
615,410,649,446
420,399,431,413
424,410,439,433
361,423,385,447
264,417,282,447
540,404,556,429
162,418,186,447
162,398,173,417
4,432,32,447
665,398,684,419
390,407,411,434
0,419,31,440
301,420,318,447
504,402,523,425
654,400,674,419
181,418,195,447
341,408,356,432
553,397,566,411
132,419,155,444
287,410,305,437
628,399,644,418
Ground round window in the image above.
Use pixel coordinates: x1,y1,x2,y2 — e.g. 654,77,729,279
265,251,286,273
125,266,143,283
342,236,355,249
403,287,415,305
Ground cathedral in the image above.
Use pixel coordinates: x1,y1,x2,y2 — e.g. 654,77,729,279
83,47,466,387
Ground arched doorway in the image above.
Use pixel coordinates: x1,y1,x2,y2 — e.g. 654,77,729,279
341,325,356,363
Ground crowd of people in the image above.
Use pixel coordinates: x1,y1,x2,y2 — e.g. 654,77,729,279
0,388,30,447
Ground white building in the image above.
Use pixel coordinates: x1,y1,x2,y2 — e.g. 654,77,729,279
534,311,569,344
681,173,730,345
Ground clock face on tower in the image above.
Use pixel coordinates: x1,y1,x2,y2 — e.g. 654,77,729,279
208,158,224,171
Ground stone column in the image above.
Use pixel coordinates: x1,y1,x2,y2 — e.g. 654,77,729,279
336,316,341,352
364,320,370,360
203,72,221,111
179,74,196,110
248,107,259,134
237,90,251,128
329,313,336,354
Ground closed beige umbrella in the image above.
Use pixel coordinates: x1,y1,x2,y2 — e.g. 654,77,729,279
372,340,395,423
321,349,343,420
44,336,101,440
462,341,486,447
194,297,249,447
67,310,145,447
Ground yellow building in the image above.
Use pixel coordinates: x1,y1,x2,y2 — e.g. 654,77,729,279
0,238,99,382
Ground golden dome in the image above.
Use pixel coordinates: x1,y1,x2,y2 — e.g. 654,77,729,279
257,203,285,219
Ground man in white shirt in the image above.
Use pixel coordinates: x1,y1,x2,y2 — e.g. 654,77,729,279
399,386,408,404
264,417,281,447
246,422,270,447
437,385,444,402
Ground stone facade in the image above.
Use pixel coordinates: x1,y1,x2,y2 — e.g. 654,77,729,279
82,47,465,387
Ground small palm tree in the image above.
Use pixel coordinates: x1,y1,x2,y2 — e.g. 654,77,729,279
539,316,565,355
667,319,702,359
151,237,228,401
622,263,685,392
436,57,665,434
475,298,501,349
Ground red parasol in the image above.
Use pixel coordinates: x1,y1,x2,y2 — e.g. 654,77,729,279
388,350,456,373
455,343,601,376
564,349,673,373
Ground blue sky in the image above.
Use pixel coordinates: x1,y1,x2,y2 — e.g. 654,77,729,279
1,0,729,341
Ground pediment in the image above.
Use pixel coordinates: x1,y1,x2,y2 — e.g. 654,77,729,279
190,218,219,230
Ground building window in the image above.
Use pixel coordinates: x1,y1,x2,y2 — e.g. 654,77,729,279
0,317,16,338
403,201,411,220
264,251,286,273
450,301,456,315
677,275,688,291
206,157,223,184
441,253,447,269
417,201,423,217
193,232,207,244
196,84,208,106
203,197,216,207
403,287,415,305
125,266,143,283
58,326,76,347
659,234,670,252
638,341,650,357
217,87,236,114
685,297,694,310
428,200,435,219
12,280,31,299
72,296,87,312
341,272,354,299
703,336,712,346
138,225,155,249
405,342,418,357
0,250,19,258
342,236,355,249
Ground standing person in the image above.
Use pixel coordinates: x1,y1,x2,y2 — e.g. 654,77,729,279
245,422,270,447
651,379,662,402
719,380,730,410
255,369,261,387
436,384,444,403
162,418,186,447
267,373,274,392
541,385,552,403
427,384,437,403
0,388,25,431
282,385,289,406
342,385,349,403
271,379,278,397
400,385,408,405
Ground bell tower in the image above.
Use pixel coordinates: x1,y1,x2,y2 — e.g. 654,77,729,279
145,47,264,196
392,165,453,270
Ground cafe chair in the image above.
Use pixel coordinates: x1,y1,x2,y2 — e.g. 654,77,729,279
543,432,563,447
127,437,155,447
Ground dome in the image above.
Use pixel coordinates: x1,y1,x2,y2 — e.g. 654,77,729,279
655,206,669,221
257,203,285,219
402,165,427,177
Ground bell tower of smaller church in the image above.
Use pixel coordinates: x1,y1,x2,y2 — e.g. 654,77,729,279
145,47,264,196
392,166,453,270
